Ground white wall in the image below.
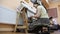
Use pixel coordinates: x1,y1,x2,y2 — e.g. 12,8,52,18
0,0,20,10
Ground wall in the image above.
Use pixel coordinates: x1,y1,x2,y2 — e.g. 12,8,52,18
49,2,60,24
0,0,21,10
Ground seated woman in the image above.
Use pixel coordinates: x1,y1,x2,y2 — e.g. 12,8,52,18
49,17,58,30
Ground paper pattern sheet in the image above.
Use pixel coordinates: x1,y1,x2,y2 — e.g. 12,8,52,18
0,6,17,24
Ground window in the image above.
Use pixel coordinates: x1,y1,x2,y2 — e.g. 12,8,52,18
48,8,57,18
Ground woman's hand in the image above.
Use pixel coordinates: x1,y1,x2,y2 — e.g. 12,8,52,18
31,15,39,18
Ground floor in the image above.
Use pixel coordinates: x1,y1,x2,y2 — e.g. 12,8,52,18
0,32,34,34
51,30,60,34
0,30,60,34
